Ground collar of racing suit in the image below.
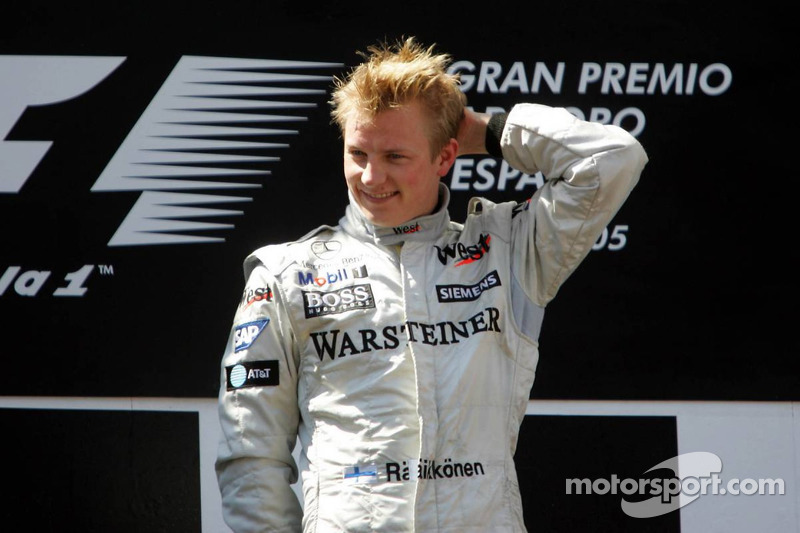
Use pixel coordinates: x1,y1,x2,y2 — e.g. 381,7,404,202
340,182,452,246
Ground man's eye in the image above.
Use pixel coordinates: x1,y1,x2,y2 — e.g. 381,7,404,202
388,153,405,160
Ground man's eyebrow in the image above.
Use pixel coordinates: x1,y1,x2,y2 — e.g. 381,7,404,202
345,144,410,153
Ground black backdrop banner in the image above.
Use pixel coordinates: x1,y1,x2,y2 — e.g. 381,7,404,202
1,1,796,401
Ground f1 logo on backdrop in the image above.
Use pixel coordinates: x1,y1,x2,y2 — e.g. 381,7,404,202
0,54,341,246
0,56,125,194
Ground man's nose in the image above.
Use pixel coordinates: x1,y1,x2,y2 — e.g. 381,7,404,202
361,160,386,186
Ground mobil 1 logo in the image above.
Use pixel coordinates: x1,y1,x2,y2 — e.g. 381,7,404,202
302,283,375,319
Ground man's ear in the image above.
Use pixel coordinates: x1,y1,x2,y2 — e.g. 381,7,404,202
436,138,459,177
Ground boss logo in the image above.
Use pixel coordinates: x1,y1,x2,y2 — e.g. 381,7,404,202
302,284,375,318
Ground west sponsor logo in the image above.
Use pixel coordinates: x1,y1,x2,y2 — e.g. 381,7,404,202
297,265,368,287
393,222,421,235
302,283,375,318
240,286,273,308
309,306,501,360
434,234,491,266
436,270,501,303
233,318,270,352
226,360,279,390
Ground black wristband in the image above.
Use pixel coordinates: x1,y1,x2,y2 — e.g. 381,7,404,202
485,113,508,158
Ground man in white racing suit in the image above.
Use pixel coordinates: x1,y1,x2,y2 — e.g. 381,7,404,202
216,37,648,532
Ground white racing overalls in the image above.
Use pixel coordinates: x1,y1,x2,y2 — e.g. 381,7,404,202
216,103,648,532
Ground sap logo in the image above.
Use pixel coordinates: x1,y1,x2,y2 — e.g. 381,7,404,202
436,270,501,302
226,360,279,390
393,222,420,235
302,284,375,318
1,55,341,246
434,234,491,266
297,265,368,287
233,318,270,352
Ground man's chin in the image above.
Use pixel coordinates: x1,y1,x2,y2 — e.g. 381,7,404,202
361,208,398,228
368,217,397,228
359,203,421,228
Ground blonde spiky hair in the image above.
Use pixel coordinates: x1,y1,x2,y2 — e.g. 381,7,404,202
330,37,466,155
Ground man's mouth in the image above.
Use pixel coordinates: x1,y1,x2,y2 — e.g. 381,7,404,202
362,190,398,199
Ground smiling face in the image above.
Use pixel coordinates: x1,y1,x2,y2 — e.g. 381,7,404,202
343,100,457,228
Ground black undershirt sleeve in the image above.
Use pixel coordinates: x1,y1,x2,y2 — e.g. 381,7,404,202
485,112,508,158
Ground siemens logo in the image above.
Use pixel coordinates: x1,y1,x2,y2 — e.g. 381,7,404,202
437,270,501,302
